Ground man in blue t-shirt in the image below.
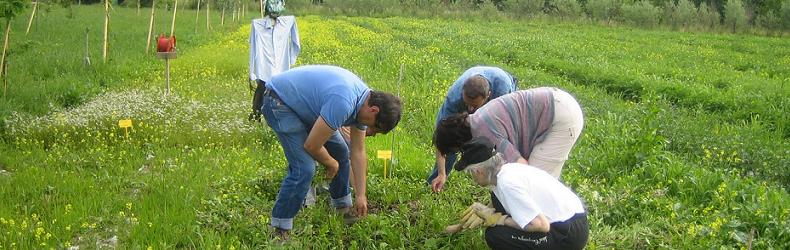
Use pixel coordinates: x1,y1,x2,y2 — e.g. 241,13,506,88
428,66,517,193
260,65,402,239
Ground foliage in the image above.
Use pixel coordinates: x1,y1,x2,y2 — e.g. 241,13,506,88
548,0,584,18
674,0,697,27
585,0,621,22
621,0,661,27
698,2,722,28
0,0,26,20
724,0,749,31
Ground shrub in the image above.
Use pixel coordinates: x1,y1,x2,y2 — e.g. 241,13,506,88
621,1,660,27
782,0,790,29
723,0,748,32
698,3,721,29
586,0,621,22
550,0,584,19
756,11,782,30
674,0,697,28
508,0,545,16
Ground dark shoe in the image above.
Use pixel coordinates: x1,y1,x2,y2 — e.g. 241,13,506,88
335,207,360,225
272,227,290,245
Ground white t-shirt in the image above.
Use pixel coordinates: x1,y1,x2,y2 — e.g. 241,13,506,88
493,163,585,229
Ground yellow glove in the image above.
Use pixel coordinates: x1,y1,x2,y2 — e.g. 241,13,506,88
474,207,508,227
454,202,489,231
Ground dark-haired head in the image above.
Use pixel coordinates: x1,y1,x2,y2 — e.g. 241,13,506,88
368,91,402,134
433,113,472,155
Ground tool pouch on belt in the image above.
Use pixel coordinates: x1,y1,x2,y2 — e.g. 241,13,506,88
249,79,266,122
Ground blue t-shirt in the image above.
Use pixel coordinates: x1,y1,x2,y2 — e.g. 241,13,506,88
436,66,516,126
268,65,370,130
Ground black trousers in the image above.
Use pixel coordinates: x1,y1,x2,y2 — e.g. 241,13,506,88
485,193,589,250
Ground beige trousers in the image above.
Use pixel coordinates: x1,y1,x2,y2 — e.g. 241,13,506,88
528,88,584,178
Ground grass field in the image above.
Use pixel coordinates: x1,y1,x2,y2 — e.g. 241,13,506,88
1,4,789,249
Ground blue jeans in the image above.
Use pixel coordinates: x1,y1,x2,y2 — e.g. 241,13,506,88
261,93,352,230
426,152,458,184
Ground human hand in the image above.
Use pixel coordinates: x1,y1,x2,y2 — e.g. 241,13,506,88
431,174,447,193
325,160,339,180
354,195,368,217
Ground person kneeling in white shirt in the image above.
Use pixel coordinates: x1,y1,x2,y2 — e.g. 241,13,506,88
453,137,589,250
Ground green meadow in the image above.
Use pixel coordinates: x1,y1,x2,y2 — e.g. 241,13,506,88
1,4,788,249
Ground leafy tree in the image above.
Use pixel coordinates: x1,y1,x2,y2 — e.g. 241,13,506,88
0,0,26,20
622,0,660,27
550,0,583,18
782,0,790,29
509,0,545,16
674,0,697,27
698,2,721,28
723,0,748,31
586,0,621,22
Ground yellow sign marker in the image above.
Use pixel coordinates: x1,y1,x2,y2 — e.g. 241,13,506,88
377,150,392,178
118,119,133,138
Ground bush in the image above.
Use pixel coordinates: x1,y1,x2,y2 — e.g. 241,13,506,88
782,0,790,29
549,0,584,19
697,3,721,29
586,0,621,22
508,0,545,16
756,11,782,30
724,0,748,32
621,1,660,27
674,0,697,28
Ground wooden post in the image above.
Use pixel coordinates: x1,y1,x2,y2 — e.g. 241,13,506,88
84,28,91,66
164,58,171,95
1,20,10,97
170,0,178,37
146,1,155,53
195,0,201,33
260,0,264,18
221,6,225,26
206,0,210,31
137,0,140,15
103,0,109,63
26,1,38,35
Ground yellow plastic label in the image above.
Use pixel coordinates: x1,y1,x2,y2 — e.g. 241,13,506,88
377,150,392,159
118,119,133,128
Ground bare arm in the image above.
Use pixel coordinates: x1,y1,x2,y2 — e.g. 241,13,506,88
349,127,368,216
431,150,447,192
502,213,550,233
304,117,338,170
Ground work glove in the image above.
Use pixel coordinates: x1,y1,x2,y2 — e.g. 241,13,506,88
474,206,508,227
458,202,488,229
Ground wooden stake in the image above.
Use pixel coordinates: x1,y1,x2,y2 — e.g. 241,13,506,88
195,0,201,33
170,0,178,37
136,0,140,15
84,28,91,66
1,20,10,97
146,1,155,53
206,0,210,31
145,0,156,54
103,0,109,63
221,6,225,26
260,0,264,18
26,1,38,35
